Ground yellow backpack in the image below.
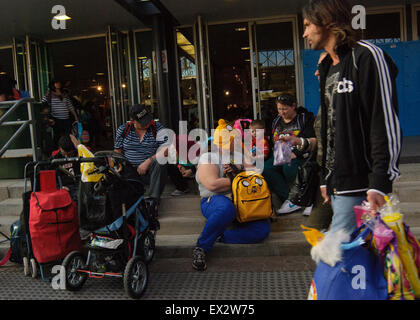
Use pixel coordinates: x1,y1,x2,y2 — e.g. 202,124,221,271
232,171,273,223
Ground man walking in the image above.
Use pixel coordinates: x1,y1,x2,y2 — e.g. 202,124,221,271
302,0,402,234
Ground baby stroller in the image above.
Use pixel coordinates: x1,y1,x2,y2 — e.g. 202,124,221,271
58,151,158,299
20,160,82,280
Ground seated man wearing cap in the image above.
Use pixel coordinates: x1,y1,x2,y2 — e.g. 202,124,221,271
114,104,169,204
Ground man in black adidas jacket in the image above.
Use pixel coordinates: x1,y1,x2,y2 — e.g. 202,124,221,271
302,0,402,233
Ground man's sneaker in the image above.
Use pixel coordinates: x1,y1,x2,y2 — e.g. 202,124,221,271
192,247,207,271
302,205,313,216
171,189,190,196
276,200,301,215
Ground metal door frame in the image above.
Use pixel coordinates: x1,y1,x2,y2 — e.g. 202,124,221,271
12,38,28,93
193,15,213,133
106,26,131,137
366,5,407,42
412,4,420,40
248,16,302,114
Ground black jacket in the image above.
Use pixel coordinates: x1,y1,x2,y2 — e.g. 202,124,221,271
271,107,316,158
318,41,402,196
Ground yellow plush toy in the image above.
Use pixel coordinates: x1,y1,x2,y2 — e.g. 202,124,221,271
301,225,325,247
213,119,239,150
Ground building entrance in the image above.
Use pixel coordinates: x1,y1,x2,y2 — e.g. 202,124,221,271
48,36,111,150
208,22,253,125
252,20,299,127
196,18,300,130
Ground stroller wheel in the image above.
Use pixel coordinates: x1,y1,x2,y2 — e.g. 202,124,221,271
124,256,148,299
30,258,37,278
62,251,87,291
138,231,155,264
23,257,30,276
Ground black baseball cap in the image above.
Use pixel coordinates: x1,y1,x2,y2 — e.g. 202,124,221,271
129,104,153,126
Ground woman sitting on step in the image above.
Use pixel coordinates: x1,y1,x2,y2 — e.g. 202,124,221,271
192,123,270,271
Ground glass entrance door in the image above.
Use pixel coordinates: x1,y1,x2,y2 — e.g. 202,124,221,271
195,19,300,130
134,30,158,118
12,37,50,100
194,16,213,133
207,22,253,125
12,38,29,94
26,36,50,100
0,46,15,86
252,20,300,127
106,26,130,137
176,27,199,130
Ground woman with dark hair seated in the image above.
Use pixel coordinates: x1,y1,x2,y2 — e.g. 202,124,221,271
262,93,316,216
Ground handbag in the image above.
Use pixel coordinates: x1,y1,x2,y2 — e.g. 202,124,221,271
308,225,388,300
288,150,319,207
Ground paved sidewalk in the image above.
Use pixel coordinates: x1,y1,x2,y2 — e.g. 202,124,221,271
0,256,314,300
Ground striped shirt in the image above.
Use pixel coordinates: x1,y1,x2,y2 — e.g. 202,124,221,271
42,91,74,120
114,121,169,167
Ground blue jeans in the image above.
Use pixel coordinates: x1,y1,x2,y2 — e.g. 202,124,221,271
197,195,270,253
329,195,366,234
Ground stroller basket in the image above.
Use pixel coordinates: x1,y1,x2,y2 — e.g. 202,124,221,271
89,236,124,250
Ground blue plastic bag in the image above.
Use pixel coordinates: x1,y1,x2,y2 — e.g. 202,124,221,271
308,225,388,300
71,121,83,141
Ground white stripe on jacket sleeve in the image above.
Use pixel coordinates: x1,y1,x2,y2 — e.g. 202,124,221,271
358,40,401,181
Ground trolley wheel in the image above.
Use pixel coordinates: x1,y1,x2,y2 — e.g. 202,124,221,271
62,251,88,291
124,256,148,299
23,257,30,276
138,231,155,264
30,258,37,278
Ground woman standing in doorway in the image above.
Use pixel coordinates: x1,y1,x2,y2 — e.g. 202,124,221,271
42,79,79,146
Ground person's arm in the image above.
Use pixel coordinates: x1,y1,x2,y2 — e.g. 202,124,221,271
69,134,81,149
41,91,51,105
71,108,79,122
137,124,170,174
358,46,402,213
278,136,316,153
197,163,231,193
113,125,125,155
66,98,79,122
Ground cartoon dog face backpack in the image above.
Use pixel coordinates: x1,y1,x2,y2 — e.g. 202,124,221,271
232,171,273,223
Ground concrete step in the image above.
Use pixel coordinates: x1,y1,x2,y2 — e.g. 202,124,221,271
393,181,420,203
154,226,420,259
154,231,312,259
0,163,419,200
0,189,201,218
0,179,24,202
0,198,22,217
159,194,201,212
398,163,420,182
158,211,315,235
0,162,419,260
148,255,317,273
0,216,17,235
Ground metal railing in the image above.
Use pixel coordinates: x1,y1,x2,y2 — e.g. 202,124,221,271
0,98,38,161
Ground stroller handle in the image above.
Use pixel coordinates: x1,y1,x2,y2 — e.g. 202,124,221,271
50,156,112,165
51,156,124,179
